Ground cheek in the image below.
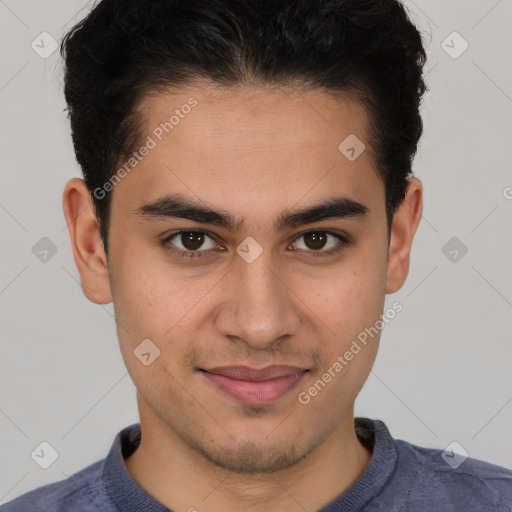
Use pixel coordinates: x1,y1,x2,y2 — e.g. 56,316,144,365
110,246,199,334
302,256,387,335
297,277,383,411
293,240,387,379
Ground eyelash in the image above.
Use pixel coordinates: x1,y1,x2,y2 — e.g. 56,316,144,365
161,230,351,260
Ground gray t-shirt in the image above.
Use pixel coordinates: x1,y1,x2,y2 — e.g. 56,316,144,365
2,417,511,511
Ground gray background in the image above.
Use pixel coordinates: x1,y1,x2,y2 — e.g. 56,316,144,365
1,0,511,504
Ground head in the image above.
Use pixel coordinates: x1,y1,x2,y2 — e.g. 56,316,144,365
62,0,426,474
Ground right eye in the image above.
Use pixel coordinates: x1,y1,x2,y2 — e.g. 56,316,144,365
162,230,221,259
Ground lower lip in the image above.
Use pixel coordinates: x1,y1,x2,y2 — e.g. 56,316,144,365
202,371,307,405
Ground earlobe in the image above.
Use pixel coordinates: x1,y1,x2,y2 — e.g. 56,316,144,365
385,178,423,294
62,178,112,304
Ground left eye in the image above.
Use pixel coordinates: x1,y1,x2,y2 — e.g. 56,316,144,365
292,231,342,252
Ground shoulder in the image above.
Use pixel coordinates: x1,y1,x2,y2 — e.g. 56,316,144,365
396,438,512,510
0,459,115,512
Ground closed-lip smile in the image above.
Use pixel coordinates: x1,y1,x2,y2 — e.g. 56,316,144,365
201,365,308,405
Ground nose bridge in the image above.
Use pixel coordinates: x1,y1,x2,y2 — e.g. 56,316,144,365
218,247,300,348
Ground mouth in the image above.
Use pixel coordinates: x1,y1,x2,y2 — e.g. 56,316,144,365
200,365,309,405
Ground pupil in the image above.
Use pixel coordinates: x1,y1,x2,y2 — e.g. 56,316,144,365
305,232,326,250
182,231,204,250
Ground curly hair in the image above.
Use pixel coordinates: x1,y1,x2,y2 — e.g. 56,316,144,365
60,0,427,255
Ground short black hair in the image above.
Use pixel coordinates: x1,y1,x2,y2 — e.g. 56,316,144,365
60,0,427,255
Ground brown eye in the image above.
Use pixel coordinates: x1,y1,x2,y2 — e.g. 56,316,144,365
180,231,206,250
165,230,217,255
303,232,328,250
291,230,349,257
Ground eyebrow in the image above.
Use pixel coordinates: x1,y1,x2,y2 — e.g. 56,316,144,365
133,193,370,231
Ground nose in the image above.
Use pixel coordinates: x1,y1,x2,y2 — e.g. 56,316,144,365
215,249,301,351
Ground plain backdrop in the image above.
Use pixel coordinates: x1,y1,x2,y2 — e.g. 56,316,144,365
1,0,511,504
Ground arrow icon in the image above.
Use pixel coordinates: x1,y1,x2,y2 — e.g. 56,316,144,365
236,236,263,263
31,31,58,60
448,249,458,260
442,441,468,468
134,339,161,366
32,237,58,262
442,237,468,263
338,134,365,161
31,441,58,468
441,31,468,60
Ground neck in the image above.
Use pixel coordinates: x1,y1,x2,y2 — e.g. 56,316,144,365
125,405,372,512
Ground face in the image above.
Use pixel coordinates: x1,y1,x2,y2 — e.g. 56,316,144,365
64,83,421,475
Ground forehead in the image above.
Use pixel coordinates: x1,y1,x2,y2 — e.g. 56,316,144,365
112,83,384,222
140,83,370,153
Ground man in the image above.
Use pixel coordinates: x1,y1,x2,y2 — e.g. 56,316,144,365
3,0,511,511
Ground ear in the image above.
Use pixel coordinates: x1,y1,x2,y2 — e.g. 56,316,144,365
62,178,112,304
385,178,423,294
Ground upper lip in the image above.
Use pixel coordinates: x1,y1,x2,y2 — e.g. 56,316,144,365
202,365,308,381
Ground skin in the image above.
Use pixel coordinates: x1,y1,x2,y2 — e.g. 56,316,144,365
63,82,422,511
